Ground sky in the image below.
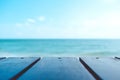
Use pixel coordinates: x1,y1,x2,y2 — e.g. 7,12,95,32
0,0,120,39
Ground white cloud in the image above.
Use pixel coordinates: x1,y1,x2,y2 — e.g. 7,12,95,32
102,0,118,4
15,18,36,27
27,18,36,23
38,16,45,21
14,12,120,38
101,13,120,26
76,12,120,38
82,12,120,27
82,19,97,27
58,12,120,38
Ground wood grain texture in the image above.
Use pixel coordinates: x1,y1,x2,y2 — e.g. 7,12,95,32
81,57,120,80
0,57,39,80
19,57,94,80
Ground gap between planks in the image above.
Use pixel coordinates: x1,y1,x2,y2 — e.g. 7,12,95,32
10,57,40,80
79,57,102,80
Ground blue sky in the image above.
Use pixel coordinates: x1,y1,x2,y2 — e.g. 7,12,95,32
0,0,120,38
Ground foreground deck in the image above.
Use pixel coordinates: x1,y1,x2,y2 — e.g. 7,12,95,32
0,57,120,80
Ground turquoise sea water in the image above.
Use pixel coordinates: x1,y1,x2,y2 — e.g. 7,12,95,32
0,39,120,57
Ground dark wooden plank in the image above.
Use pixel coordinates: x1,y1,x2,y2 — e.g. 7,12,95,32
19,57,95,80
80,58,102,80
0,57,39,80
10,57,40,80
80,57,120,80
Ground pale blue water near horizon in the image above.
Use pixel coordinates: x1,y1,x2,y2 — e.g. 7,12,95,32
0,39,120,57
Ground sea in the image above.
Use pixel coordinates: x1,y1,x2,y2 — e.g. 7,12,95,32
0,39,120,57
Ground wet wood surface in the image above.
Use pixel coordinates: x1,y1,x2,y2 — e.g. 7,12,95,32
0,57,39,80
80,57,120,80
19,57,94,80
0,57,120,80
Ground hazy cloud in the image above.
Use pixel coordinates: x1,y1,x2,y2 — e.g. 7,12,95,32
38,16,45,21
101,0,118,4
27,18,36,23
